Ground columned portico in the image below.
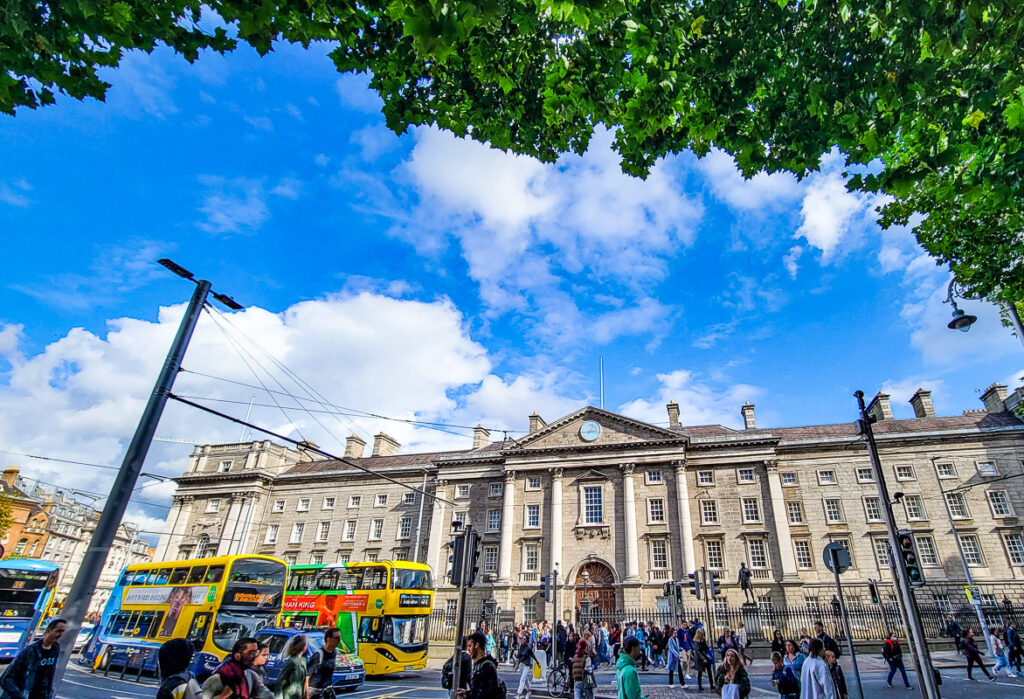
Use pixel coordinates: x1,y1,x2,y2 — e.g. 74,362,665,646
550,468,564,615
766,461,799,580
673,460,696,573
621,463,641,582
216,495,243,556
155,495,193,561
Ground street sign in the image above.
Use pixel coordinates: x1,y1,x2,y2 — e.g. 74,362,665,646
823,542,851,574
964,585,980,603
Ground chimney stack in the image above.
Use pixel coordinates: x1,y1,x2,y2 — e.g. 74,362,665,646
909,389,936,418
372,433,401,457
981,383,1009,413
345,434,366,458
666,402,680,428
473,424,491,449
2,467,18,487
528,412,547,434
867,392,893,421
741,402,756,430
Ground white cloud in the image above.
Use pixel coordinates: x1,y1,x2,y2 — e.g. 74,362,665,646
0,179,31,207
796,172,864,259
243,115,274,131
335,74,383,114
878,377,946,418
782,246,803,279
197,176,269,234
270,177,302,200
350,125,400,161
618,369,761,429
105,50,179,119
314,154,330,167
699,149,801,211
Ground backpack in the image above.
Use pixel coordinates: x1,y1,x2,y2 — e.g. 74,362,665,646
478,657,507,699
778,666,799,694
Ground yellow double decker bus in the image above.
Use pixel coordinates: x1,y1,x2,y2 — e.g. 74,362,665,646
80,554,287,678
283,560,432,674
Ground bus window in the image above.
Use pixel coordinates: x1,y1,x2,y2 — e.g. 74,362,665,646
391,568,432,590
315,570,339,591
154,569,171,585
230,559,285,585
131,570,150,585
109,611,132,636
358,617,381,643
149,611,166,638
288,571,315,592
169,568,190,585
145,570,160,585
187,567,207,584
204,566,225,584
359,566,388,590
135,611,157,637
186,613,211,648
118,570,132,586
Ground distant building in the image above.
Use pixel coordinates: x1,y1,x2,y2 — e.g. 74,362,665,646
155,383,1024,618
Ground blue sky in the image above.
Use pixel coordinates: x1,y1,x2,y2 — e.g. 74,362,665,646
1,41,1022,539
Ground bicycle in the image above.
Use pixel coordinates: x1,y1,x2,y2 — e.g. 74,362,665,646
547,666,569,698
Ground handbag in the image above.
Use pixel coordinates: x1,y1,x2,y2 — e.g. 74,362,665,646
583,671,597,689
721,684,740,699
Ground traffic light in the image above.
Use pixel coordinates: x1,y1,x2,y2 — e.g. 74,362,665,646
868,579,880,604
447,535,465,586
674,582,684,606
465,530,482,588
540,574,551,601
897,529,926,588
688,571,701,599
708,572,720,598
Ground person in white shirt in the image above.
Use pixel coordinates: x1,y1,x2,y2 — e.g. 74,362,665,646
800,639,836,699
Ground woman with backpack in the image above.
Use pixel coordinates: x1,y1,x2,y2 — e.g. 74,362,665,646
274,635,307,699
571,639,596,699
770,651,799,699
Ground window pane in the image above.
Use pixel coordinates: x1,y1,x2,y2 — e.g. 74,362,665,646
917,536,938,565
749,539,768,568
651,540,668,569
1004,534,1024,565
794,541,812,568
787,502,803,524
705,541,723,569
584,487,603,524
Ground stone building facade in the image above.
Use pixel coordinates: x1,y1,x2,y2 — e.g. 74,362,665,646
155,383,1024,620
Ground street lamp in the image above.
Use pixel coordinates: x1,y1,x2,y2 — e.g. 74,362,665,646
580,569,591,616
944,279,978,332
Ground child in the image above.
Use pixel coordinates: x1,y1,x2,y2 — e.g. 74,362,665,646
824,651,848,699
770,651,799,699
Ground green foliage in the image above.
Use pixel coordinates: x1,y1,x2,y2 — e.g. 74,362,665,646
0,493,12,545
3,0,1023,304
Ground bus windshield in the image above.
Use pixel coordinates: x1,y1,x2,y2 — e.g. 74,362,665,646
229,559,286,586
391,568,432,591
383,616,429,648
0,571,51,619
211,610,278,652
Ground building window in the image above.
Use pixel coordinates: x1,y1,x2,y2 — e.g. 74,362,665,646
526,504,541,528
787,501,804,525
646,469,663,484
393,549,409,561
317,521,331,542
284,554,297,566
218,460,232,473
945,492,970,519
484,545,498,573
526,476,542,490
873,538,891,568
297,498,310,512
748,539,768,569
935,463,957,479
737,468,755,484
194,534,210,558
289,523,304,544
404,492,416,505
741,498,762,523
523,598,537,621
781,473,798,486
337,552,350,565
272,499,285,513
976,460,999,476
856,467,874,483
322,497,335,510
398,517,412,539
375,494,388,507
524,544,539,571
584,487,603,524
342,521,357,541
456,485,470,499
817,470,837,485
650,540,668,569
206,499,220,514
697,471,715,486
933,594,952,611
824,498,845,523
489,483,502,497
864,497,883,522
988,491,1014,517
894,465,916,481
311,553,324,565
705,540,724,569
1003,533,1024,566
904,494,927,520
648,498,666,524
370,519,384,540
794,540,813,569
349,496,361,508
453,510,468,527
917,535,939,566
366,551,379,563
701,500,719,525
959,535,985,566
263,524,279,544
488,509,501,531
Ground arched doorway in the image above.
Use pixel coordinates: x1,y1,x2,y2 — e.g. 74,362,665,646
575,561,616,617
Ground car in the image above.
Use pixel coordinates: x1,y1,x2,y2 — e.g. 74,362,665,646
73,623,96,653
256,628,365,691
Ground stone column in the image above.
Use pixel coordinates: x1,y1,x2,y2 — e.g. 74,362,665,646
621,464,641,582
155,495,191,561
551,468,564,615
498,471,516,584
216,496,243,556
427,480,448,576
765,461,798,580
673,460,696,573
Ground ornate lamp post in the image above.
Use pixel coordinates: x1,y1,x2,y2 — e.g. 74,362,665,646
944,276,1024,347
580,569,591,617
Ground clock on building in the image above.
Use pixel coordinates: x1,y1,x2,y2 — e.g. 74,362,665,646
579,420,602,442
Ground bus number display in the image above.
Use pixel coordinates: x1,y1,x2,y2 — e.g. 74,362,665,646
398,594,430,608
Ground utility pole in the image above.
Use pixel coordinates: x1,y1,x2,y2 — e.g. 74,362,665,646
855,391,940,699
449,525,474,698
54,260,241,688
828,546,864,699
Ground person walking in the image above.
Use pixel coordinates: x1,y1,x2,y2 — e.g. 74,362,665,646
457,632,502,699
202,638,260,699
678,623,694,680
736,622,752,666
308,627,343,697
1006,622,1022,675
516,630,538,699
649,624,664,668
783,640,806,678
813,622,840,659
0,618,65,699
946,615,963,652
771,630,786,657
616,637,646,699
572,640,595,699
714,649,751,699
990,627,1017,678
633,623,648,671
666,626,684,688
824,652,847,699
770,651,799,699
717,627,739,661
799,639,835,699
882,632,912,689
275,635,308,699
691,629,714,692
962,629,993,681
157,638,203,699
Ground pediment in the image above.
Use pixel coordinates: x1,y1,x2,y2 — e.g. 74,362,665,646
572,468,611,483
512,407,685,451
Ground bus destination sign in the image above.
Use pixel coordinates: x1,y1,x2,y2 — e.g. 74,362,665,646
399,593,431,608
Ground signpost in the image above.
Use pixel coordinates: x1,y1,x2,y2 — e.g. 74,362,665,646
823,543,864,699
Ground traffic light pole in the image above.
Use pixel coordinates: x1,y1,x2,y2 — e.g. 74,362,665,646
856,391,939,699
829,548,864,699
449,525,474,698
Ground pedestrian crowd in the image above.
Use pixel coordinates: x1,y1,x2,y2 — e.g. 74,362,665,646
946,615,1022,681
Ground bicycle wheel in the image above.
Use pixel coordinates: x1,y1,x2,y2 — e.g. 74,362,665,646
547,668,568,698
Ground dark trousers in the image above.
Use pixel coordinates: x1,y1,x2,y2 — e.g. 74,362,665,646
696,665,713,690
887,658,910,687
667,670,684,686
1010,646,1022,672
967,652,992,679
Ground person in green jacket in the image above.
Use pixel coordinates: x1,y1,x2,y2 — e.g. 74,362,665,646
274,635,308,699
616,637,648,699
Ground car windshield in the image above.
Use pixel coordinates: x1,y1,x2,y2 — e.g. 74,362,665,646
212,611,278,652
383,616,429,648
391,568,432,590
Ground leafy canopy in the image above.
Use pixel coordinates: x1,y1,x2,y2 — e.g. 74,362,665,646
4,0,1022,305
